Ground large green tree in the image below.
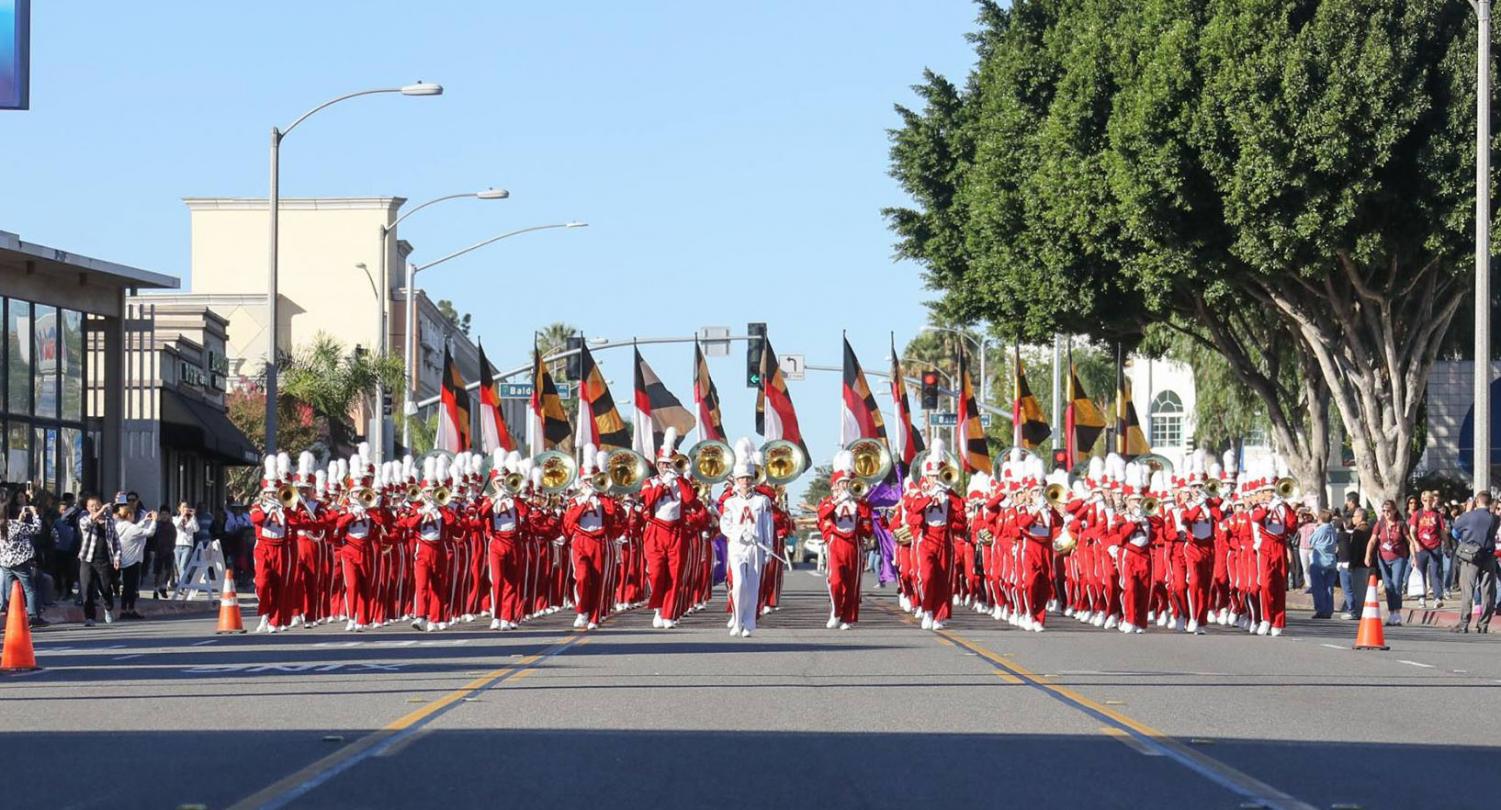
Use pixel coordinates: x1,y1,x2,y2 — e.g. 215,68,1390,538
889,0,1486,506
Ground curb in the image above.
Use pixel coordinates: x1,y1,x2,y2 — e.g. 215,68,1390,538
35,592,252,625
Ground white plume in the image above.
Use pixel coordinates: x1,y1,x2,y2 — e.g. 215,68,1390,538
832,449,855,475
276,452,292,478
263,455,277,480
662,427,679,455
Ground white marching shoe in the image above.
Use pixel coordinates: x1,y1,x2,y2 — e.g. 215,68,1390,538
826,616,840,629
729,624,741,637
1187,619,1200,634
991,605,1004,620
256,616,270,633
587,622,598,630
1119,622,1134,634
1093,613,1107,628
1156,612,1169,628
1102,615,1117,630
573,614,588,629
653,611,665,629
489,618,502,630
1032,623,1045,633
761,606,773,616
898,594,912,612
345,620,356,632
740,628,752,638
1046,599,1058,613
664,620,677,629
839,622,851,631
931,621,945,631
1217,608,1230,625
727,616,737,629
1064,607,1075,617
921,615,934,630
1076,610,1091,623
1256,620,1270,636
1269,627,1283,637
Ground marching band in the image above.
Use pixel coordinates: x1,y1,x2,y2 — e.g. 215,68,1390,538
247,436,1302,639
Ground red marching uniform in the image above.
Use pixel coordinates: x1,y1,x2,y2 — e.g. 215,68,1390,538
817,492,872,627
480,492,531,628
1014,500,1060,629
563,490,621,628
399,504,455,628
335,505,384,629
1181,495,1224,631
1250,497,1298,633
640,473,699,624
905,485,964,626
250,501,302,631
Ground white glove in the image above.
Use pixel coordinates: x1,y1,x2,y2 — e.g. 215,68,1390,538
1129,535,1149,548
1107,545,1120,560
1253,536,1263,551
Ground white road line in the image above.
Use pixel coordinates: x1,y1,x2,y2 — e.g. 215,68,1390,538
1397,660,1435,669
192,639,218,646
112,653,145,661
1320,643,1345,650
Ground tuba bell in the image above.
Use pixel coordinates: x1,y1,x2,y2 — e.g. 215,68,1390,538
603,449,650,495
686,439,734,485
845,438,893,498
759,439,808,487
1274,477,1299,499
1136,452,1176,476
532,450,578,495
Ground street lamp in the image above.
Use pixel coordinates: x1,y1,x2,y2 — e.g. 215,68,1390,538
264,81,443,455
1475,0,1493,492
921,325,991,406
400,222,588,448
369,188,510,462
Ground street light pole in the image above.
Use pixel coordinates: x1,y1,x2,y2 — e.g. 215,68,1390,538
399,222,588,449
263,82,442,456
1476,0,1493,492
372,188,508,463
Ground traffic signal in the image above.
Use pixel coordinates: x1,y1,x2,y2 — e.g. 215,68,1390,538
746,322,767,388
920,370,939,410
564,335,584,381
381,392,393,417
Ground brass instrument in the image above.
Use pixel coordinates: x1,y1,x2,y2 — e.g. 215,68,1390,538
686,439,734,485
501,471,526,496
977,528,994,547
1052,530,1077,555
405,483,422,502
670,452,691,476
893,524,914,546
533,450,578,495
1141,496,1161,516
759,439,808,487
431,485,453,508
276,484,300,510
603,449,650,495
845,438,893,498
1043,482,1069,508
588,470,611,491
1136,453,1176,476
1202,478,1223,499
1274,477,1299,499
353,487,379,509
914,448,961,488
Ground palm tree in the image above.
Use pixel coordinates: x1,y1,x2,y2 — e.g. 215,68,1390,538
536,321,579,378
279,332,405,454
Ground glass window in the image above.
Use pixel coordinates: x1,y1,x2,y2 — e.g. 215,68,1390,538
5,421,25,482
62,309,83,422
1150,390,1185,448
33,304,58,419
34,426,54,492
60,427,82,497
7,300,31,416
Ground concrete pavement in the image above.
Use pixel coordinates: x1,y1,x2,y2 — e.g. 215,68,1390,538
3,568,1498,810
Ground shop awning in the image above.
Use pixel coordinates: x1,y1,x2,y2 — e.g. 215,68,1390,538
160,388,259,466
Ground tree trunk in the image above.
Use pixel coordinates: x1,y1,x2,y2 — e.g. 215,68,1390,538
1248,256,1464,510
1184,295,1331,507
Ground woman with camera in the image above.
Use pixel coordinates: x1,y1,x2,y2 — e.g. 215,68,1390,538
0,489,48,629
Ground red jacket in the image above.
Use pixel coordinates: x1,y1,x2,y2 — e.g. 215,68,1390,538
817,496,872,544
640,476,699,530
904,490,966,545
563,495,620,540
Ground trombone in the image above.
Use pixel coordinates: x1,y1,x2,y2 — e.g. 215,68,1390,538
1273,477,1299,500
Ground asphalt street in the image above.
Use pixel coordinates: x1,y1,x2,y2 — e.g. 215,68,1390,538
3,570,1498,810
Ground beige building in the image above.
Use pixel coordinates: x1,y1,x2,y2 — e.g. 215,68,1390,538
144,196,502,459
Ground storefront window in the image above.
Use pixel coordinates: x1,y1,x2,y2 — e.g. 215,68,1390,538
5,421,25,482
34,304,58,419
60,427,82,496
62,309,83,421
33,426,54,491
7,299,31,416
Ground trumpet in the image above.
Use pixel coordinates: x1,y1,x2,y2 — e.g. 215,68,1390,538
430,486,453,508
849,478,871,499
670,452,691,476
488,471,526,497
276,484,300,510
1141,496,1161,516
405,483,422,502
1274,477,1299,499
533,450,578,495
352,487,379,509
603,449,650,495
915,448,961,488
759,440,808,487
1202,478,1223,499
686,439,734,485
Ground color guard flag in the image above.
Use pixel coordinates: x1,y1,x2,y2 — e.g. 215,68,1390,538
955,347,991,474
1012,345,1051,450
755,334,807,458
693,341,726,442
1065,360,1106,470
632,345,696,458
1116,377,1150,460
573,342,631,451
528,345,573,455
889,339,925,471
839,335,887,446
476,342,513,453
434,344,471,453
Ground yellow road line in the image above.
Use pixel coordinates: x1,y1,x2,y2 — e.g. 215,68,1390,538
875,602,1314,810
228,634,582,810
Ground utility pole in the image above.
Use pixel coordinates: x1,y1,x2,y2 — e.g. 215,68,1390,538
1475,0,1493,492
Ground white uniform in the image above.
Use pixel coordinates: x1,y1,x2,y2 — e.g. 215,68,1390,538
719,490,776,635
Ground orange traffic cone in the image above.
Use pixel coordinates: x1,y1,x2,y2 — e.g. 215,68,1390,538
1353,572,1389,651
215,572,246,635
1,579,40,672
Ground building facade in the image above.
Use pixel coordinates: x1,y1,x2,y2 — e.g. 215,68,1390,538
1418,360,1501,484
1,229,178,501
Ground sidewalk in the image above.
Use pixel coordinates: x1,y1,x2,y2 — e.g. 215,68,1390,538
1286,587,1500,631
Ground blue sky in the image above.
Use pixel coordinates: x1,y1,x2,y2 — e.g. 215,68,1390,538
2,1,980,477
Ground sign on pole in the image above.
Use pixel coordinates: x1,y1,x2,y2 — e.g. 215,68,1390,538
698,326,731,357
779,354,806,381
499,382,575,400
929,412,990,427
